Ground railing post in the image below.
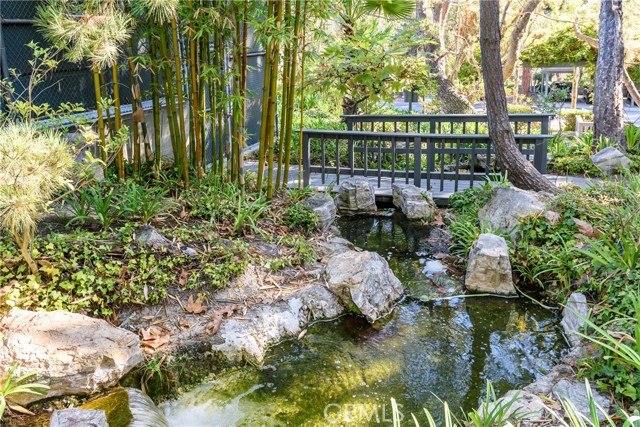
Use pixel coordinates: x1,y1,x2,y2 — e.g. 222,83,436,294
302,131,311,187
534,136,548,174
428,118,436,174
536,115,550,174
413,136,422,187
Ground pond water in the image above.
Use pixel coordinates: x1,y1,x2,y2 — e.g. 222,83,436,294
162,213,567,426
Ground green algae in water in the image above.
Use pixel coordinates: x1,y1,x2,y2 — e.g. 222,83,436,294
82,387,133,427
162,214,567,426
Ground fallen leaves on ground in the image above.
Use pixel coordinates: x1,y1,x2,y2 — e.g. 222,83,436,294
140,327,170,350
430,212,445,227
572,217,599,238
205,304,241,335
185,295,207,314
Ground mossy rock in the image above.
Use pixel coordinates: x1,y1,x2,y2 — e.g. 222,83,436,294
81,387,132,427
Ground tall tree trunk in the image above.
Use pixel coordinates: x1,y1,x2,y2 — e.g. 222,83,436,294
479,0,557,193
501,0,541,81
424,1,475,114
593,0,626,149
574,18,640,110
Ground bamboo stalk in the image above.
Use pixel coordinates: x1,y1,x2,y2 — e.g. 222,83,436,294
149,33,162,171
171,16,189,188
282,0,302,186
238,0,249,189
297,0,309,188
127,42,140,174
188,0,202,183
257,0,275,191
112,65,125,180
92,68,108,178
277,0,292,189
159,28,181,172
266,0,284,199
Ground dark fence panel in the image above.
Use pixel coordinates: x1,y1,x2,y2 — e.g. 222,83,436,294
302,128,551,193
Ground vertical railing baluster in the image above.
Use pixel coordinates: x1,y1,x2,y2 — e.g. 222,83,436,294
413,136,422,188
454,138,460,192
440,138,445,192
335,136,341,185
391,136,396,184
405,135,410,184
348,133,354,177
486,136,491,180
364,135,369,178
377,136,382,187
321,135,326,185
303,131,311,187
470,137,476,188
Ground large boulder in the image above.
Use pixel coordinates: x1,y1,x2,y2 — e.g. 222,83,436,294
324,250,403,322
303,192,337,231
478,187,545,232
0,309,144,404
591,146,631,174
336,177,377,214
465,234,516,295
561,293,588,347
210,285,344,365
552,379,611,422
392,184,435,220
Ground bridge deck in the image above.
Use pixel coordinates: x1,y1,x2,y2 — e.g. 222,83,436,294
247,162,597,206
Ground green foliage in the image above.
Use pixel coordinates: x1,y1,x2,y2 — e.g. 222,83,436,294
625,124,640,152
390,381,523,427
312,19,428,114
264,235,317,271
0,124,74,274
0,364,49,419
0,228,247,316
506,104,535,114
116,181,172,224
560,110,593,132
520,26,597,68
283,204,319,233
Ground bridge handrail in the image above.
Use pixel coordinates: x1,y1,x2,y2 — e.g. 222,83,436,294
301,128,551,193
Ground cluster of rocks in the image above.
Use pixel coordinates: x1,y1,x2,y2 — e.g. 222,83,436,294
332,176,435,221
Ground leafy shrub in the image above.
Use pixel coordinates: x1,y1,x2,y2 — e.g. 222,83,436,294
0,125,74,274
0,229,247,316
283,204,318,233
560,109,593,131
507,104,535,114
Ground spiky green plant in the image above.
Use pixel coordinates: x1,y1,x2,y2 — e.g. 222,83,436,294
0,364,49,420
0,125,74,274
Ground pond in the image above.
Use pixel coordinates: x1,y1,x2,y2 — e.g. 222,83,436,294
161,213,567,426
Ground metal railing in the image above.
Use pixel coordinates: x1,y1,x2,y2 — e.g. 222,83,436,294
301,124,552,193
342,113,552,136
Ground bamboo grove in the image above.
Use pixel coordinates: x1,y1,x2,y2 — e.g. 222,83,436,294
34,0,311,198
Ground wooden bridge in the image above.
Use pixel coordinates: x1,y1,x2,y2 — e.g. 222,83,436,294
301,113,553,204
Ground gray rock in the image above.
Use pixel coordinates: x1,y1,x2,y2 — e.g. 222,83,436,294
303,193,337,231
591,146,631,174
478,187,546,232
465,234,516,295
135,225,172,249
324,250,403,322
392,184,435,220
336,177,377,213
210,285,343,364
561,293,589,347
0,309,144,404
50,409,108,427
484,390,546,422
552,379,611,422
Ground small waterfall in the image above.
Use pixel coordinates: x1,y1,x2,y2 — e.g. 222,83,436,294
126,388,171,427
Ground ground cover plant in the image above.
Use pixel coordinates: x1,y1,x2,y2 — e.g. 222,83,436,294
448,175,640,413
